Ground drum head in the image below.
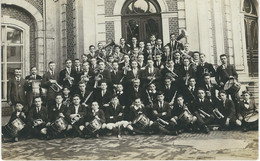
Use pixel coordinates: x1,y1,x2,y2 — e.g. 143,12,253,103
244,113,258,123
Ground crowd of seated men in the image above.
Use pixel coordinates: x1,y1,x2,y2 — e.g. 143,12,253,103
3,34,258,142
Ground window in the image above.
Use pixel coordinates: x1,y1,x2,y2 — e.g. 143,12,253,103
1,25,24,100
122,0,161,15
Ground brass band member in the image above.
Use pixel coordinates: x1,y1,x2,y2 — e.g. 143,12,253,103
238,91,258,132
79,61,95,89
59,59,77,90
27,97,48,139
25,67,42,108
191,89,215,133
181,77,198,106
140,59,160,88
165,33,184,53
41,61,60,110
7,68,27,112
217,90,241,130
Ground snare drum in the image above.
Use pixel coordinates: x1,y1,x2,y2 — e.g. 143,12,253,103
85,119,102,133
224,79,241,94
179,111,194,124
133,114,150,129
244,112,258,123
3,118,25,137
51,117,68,133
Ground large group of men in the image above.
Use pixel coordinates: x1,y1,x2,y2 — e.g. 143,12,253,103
4,34,258,142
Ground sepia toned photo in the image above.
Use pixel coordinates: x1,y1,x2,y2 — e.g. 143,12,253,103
1,0,258,160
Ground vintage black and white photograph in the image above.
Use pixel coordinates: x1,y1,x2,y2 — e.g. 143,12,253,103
1,0,258,160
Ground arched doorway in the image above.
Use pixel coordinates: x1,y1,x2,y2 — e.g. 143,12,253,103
243,0,258,77
121,0,162,44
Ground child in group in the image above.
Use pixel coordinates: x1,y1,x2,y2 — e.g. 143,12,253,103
81,102,106,138
2,102,27,142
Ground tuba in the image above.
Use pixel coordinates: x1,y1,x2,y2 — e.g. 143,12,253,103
176,29,187,41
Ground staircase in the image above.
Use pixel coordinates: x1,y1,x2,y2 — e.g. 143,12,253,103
246,80,259,105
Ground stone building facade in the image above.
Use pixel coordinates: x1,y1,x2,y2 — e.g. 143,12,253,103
1,0,258,106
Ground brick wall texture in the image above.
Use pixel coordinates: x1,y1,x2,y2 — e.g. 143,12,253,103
2,5,37,68
66,0,75,60
105,0,117,16
166,0,178,12
24,0,43,15
169,17,179,36
105,21,115,42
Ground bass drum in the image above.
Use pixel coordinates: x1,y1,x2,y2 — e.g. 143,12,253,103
224,79,241,94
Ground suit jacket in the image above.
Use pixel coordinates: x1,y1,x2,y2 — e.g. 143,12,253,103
87,52,99,60
8,111,27,124
179,65,196,85
126,69,141,83
137,61,146,69
160,84,178,103
7,77,27,105
41,70,59,98
196,62,216,79
84,108,106,123
59,68,77,87
27,106,48,125
181,85,198,104
66,104,86,119
105,103,125,123
126,86,145,106
140,67,160,85
111,70,124,85
94,89,113,106
76,90,94,105
120,44,131,54
152,101,172,121
48,104,68,122
218,99,236,119
98,69,112,83
161,52,174,63
160,67,181,85
215,64,238,85
77,70,95,89
116,91,128,107
238,99,257,117
154,60,165,69
25,75,42,91
165,41,184,53
191,98,214,114
143,49,155,63
128,105,148,122
199,82,219,102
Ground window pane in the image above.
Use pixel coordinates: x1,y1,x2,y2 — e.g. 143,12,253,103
148,2,157,13
1,65,3,80
7,63,21,80
7,46,22,62
125,2,134,14
2,82,6,100
126,20,139,43
133,0,148,13
244,0,251,13
145,19,159,42
7,27,22,44
250,21,258,50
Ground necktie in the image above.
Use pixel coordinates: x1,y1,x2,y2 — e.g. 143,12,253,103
37,107,40,113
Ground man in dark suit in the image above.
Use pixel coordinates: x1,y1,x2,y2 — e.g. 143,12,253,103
25,67,43,108
119,38,131,54
160,77,178,104
173,51,183,70
59,59,77,89
140,59,160,88
66,94,86,137
161,46,174,63
196,53,216,86
41,61,60,110
215,54,238,87
119,55,131,75
138,41,145,55
125,78,145,107
87,45,99,60
129,37,139,50
180,57,196,86
181,77,198,106
78,61,95,90
143,43,155,63
126,61,141,85
46,94,68,139
165,33,184,53
154,54,165,70
95,61,112,88
76,81,94,108
8,68,27,112
137,54,146,70
191,89,215,133
160,60,181,87
217,90,241,130
27,97,48,139
111,61,124,85
93,81,113,113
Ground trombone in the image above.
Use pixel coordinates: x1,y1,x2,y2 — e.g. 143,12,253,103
213,108,224,119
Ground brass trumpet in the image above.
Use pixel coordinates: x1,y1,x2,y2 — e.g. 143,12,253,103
213,108,224,119
65,72,74,86
71,114,81,125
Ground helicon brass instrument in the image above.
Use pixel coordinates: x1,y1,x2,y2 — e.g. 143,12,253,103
176,29,187,41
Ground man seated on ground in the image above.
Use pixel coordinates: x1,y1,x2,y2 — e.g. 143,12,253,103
238,91,258,132
81,101,106,138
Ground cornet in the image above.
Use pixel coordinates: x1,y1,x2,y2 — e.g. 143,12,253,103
71,114,81,125
65,72,74,86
